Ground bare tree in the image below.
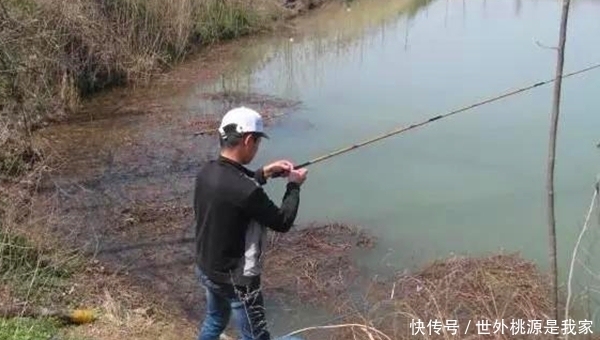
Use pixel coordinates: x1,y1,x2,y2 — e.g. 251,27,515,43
546,0,572,325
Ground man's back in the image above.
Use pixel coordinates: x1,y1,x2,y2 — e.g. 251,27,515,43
193,156,260,285
193,106,308,340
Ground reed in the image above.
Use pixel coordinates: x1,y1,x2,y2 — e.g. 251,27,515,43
0,0,292,178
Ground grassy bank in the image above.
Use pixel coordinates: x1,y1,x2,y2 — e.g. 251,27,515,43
0,0,329,179
283,253,598,340
0,191,74,339
0,318,64,340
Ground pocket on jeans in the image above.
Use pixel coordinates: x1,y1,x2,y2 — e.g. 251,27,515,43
196,267,237,299
195,267,215,289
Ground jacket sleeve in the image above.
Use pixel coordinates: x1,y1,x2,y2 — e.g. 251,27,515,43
253,168,267,186
242,182,300,232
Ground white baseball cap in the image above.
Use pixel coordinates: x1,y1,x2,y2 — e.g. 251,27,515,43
218,106,269,139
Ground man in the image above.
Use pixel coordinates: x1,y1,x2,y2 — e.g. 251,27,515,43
193,106,308,340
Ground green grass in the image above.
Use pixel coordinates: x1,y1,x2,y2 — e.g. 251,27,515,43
0,228,80,305
0,201,87,338
0,317,90,340
0,317,61,340
0,190,89,340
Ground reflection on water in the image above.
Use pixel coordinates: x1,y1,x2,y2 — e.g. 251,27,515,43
200,0,436,96
195,0,600,327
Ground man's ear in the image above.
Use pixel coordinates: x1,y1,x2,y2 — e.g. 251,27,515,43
242,133,253,146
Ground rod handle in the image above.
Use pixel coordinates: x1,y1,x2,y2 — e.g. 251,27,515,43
269,161,311,178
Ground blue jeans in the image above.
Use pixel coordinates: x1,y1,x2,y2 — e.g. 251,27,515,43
196,267,271,340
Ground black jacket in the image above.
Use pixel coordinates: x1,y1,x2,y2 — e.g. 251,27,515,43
193,155,301,286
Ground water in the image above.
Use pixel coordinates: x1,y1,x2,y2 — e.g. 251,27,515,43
196,0,600,272
193,0,600,326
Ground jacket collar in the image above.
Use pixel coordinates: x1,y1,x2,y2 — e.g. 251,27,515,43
218,155,255,177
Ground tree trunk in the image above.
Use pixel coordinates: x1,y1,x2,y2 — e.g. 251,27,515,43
547,0,571,326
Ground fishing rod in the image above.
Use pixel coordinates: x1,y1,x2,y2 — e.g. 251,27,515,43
276,62,600,172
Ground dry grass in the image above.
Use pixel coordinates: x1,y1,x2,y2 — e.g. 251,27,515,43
0,179,195,340
0,170,81,308
2,159,598,340
2,182,599,340
263,223,375,308
0,173,80,339
285,253,599,340
0,0,318,179
64,288,191,340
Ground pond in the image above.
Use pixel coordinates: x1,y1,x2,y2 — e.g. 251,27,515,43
199,0,600,326
202,0,600,281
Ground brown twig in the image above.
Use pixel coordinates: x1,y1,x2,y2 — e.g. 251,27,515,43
282,323,392,340
546,0,572,327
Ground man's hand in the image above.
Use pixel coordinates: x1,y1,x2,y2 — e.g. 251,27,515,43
263,160,294,178
288,168,308,185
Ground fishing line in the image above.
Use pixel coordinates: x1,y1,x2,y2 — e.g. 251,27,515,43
103,64,600,249
285,62,600,171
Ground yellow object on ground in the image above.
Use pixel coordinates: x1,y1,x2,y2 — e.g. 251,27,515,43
65,309,96,324
0,306,97,324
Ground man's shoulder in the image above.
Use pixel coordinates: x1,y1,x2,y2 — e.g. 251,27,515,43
196,159,260,192
196,159,217,172
194,160,216,180
232,168,262,192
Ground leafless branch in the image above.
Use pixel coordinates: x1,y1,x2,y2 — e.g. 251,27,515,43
546,0,572,328
534,38,558,50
